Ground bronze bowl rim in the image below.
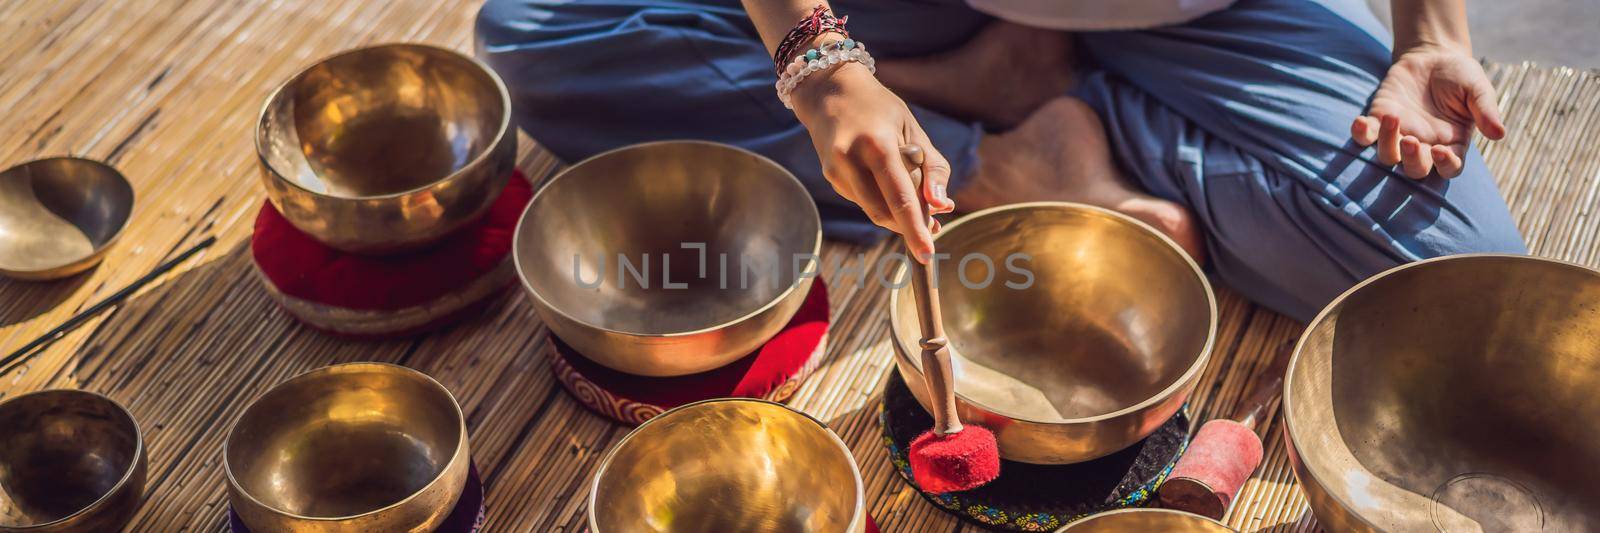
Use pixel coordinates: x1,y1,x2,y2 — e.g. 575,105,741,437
1054,508,1234,531
888,201,1218,425
585,397,865,532
253,41,513,202
1282,252,1595,531
221,362,469,524
0,388,144,531
0,156,134,278
512,139,824,338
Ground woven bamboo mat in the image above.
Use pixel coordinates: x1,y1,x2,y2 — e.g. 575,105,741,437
1,1,1597,530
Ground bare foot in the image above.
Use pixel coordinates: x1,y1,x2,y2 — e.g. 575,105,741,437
954,98,1207,262
877,21,1075,129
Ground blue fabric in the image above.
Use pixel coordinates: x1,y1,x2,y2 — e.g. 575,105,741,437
476,0,1526,321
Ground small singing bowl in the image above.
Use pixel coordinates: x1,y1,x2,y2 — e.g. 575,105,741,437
1057,509,1234,532
0,157,133,281
513,140,822,377
224,363,470,532
589,399,865,532
0,389,146,532
1286,254,1600,532
257,43,514,253
891,202,1216,464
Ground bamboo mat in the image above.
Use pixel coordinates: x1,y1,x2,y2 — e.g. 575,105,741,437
1,1,1597,530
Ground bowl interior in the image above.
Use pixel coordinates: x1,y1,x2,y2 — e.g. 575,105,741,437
892,204,1212,422
517,141,821,335
0,158,133,273
591,401,859,532
258,44,506,198
226,365,463,519
0,390,139,527
1290,256,1600,531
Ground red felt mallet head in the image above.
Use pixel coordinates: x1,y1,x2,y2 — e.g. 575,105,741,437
1158,341,1293,518
899,144,1001,494
1159,419,1263,518
910,424,1001,494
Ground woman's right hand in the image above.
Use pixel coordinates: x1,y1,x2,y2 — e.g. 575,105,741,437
789,63,956,262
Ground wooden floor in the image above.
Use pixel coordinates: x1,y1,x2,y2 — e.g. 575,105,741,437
2,1,1598,531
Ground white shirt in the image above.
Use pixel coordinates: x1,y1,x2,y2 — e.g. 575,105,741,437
964,0,1237,30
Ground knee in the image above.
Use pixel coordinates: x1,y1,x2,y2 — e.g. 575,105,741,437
475,0,570,49
1385,154,1527,260
1203,159,1526,322
1409,215,1527,259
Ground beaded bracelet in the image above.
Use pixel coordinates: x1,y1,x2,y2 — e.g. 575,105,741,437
775,39,876,110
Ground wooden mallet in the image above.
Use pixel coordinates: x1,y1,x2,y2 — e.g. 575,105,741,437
899,145,1001,494
1158,340,1294,519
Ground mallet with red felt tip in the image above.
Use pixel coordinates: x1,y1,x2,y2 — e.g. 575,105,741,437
898,145,1001,495
1158,340,1294,519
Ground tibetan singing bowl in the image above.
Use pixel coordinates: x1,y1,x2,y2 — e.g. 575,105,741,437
514,141,822,377
1058,509,1234,532
891,202,1216,464
0,157,133,280
224,363,470,532
0,389,146,532
589,399,865,532
1286,254,1600,532
257,43,514,253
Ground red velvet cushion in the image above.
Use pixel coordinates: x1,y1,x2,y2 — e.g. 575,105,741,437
253,172,531,311
552,280,830,425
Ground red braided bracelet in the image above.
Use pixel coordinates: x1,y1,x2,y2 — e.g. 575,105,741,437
773,5,850,76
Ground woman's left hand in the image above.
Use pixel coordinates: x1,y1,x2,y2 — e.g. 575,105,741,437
1351,44,1506,179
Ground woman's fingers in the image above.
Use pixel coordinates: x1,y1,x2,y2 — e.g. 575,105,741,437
826,161,896,229
1432,144,1466,178
1468,79,1507,140
1377,114,1404,165
1400,136,1433,179
911,130,956,215
1351,115,1381,145
859,137,935,262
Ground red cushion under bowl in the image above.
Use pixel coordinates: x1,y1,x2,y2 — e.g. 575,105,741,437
551,279,830,425
252,172,531,337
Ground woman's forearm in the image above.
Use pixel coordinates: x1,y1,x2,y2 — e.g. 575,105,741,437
1390,0,1472,54
742,1,833,54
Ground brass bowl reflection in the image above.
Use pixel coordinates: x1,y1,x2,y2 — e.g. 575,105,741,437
0,389,146,533
0,158,133,280
891,202,1216,464
257,43,514,253
1058,509,1234,532
589,399,864,532
513,141,822,377
224,363,469,532
1286,254,1600,532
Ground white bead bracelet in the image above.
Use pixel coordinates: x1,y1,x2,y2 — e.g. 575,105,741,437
776,39,877,110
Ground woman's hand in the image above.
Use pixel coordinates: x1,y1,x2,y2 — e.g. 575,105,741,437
1351,43,1506,179
790,63,956,261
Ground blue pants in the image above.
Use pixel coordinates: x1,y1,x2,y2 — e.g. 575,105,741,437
476,0,1526,321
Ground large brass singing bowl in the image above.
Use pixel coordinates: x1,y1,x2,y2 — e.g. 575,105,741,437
1286,254,1600,532
224,363,470,532
891,202,1216,464
257,43,514,253
1057,509,1234,532
0,390,146,533
0,158,133,280
589,399,865,532
514,141,822,377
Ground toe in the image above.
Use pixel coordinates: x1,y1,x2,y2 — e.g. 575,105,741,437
1121,197,1206,264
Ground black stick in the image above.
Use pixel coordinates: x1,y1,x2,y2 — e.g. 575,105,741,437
0,235,217,375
